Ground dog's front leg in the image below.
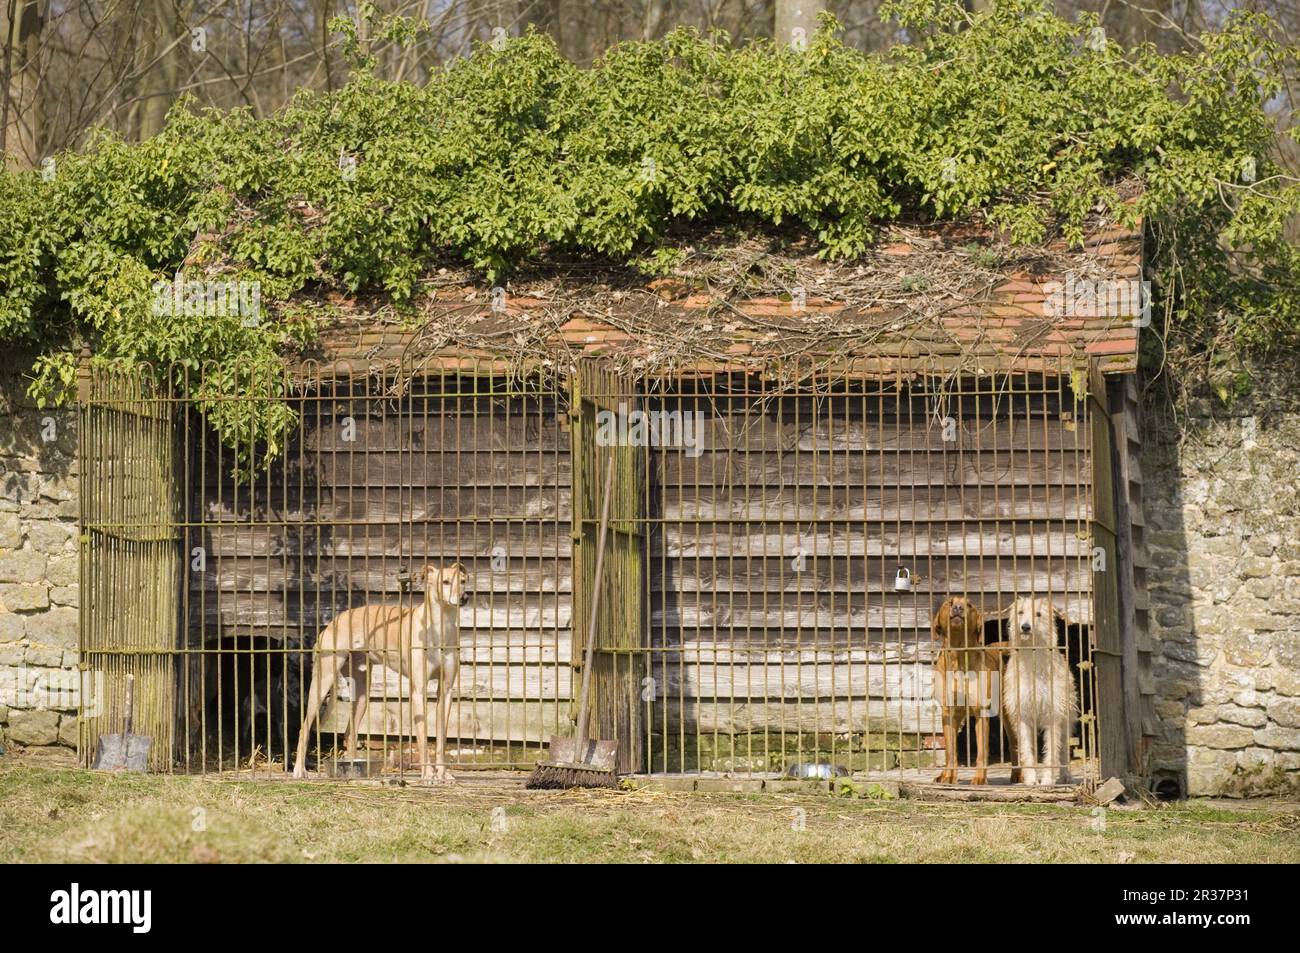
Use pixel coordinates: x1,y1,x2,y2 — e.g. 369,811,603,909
936,711,959,784
1015,719,1038,786
1037,725,1054,786
1048,716,1070,785
972,667,994,785
434,652,458,783
972,713,990,785
410,648,434,783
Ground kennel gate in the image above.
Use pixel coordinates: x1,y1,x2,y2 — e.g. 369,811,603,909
79,355,1111,782
80,360,574,775
581,356,1104,780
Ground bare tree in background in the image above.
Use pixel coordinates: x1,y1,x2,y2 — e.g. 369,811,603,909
776,0,825,47
1,1,1296,169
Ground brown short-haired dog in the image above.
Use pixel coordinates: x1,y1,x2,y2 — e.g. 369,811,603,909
932,596,999,785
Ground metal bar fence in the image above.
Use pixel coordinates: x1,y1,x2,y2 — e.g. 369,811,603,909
79,354,1102,785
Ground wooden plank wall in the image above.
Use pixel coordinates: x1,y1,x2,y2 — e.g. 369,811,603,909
644,375,1096,772
182,376,572,763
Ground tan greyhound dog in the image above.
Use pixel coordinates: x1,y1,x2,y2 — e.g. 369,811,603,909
292,563,468,783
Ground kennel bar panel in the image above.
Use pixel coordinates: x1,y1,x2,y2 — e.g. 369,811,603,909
163,361,572,775
630,356,1099,778
78,364,182,772
79,355,1106,782
321,367,569,773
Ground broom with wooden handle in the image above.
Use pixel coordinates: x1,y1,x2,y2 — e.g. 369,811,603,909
526,452,619,789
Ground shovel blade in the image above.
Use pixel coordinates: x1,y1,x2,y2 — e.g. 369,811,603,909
545,735,617,771
92,735,124,770
93,733,152,772
122,734,152,772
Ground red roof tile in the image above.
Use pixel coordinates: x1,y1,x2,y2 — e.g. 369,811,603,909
306,223,1144,379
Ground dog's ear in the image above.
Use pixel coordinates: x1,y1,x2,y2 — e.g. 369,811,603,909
931,598,949,641
1051,602,1069,624
967,602,984,631
982,602,1013,621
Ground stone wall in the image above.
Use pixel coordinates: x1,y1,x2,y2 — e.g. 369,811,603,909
1143,394,1300,797
0,355,80,761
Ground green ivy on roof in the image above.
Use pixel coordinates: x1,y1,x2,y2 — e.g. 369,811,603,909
0,0,1296,463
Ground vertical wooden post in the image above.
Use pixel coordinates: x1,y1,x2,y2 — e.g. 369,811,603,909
1088,362,1126,782
572,361,646,774
1108,374,1155,782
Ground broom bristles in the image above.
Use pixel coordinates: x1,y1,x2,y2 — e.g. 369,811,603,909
525,762,618,790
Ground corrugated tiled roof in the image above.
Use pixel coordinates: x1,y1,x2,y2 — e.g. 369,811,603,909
303,224,1143,379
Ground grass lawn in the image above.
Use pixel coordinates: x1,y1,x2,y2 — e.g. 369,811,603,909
2,763,1297,864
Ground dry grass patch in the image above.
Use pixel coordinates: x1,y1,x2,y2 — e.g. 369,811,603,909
1,764,1296,864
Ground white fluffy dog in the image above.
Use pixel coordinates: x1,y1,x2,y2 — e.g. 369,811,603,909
1002,596,1077,785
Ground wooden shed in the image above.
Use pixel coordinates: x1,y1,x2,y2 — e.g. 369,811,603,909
77,221,1156,788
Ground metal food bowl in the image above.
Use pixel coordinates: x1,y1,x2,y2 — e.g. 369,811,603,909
328,758,372,779
784,762,850,780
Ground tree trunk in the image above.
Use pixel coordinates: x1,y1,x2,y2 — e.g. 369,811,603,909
140,0,179,139
641,0,671,41
1,0,15,161
3,0,46,165
320,0,334,91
